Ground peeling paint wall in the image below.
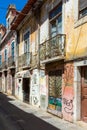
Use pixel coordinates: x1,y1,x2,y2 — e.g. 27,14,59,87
40,1,49,43
63,63,74,122
65,0,87,60
30,69,40,106
7,70,12,94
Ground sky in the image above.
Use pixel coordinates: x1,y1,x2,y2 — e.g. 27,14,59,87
0,0,28,26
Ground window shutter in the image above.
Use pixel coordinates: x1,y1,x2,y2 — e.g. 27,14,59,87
79,0,87,11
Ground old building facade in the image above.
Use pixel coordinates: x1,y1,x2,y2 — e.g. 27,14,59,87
0,5,17,95
11,0,44,107
39,0,87,122
0,0,87,124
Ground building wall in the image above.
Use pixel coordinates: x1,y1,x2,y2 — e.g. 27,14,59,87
40,1,49,44
30,69,40,107
17,14,39,103
40,70,47,109
7,70,12,94
39,0,81,121
15,76,23,100
2,73,5,92
62,0,87,122
62,62,74,122
64,0,87,60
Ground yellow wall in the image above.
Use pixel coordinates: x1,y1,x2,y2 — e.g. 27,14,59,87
65,0,87,60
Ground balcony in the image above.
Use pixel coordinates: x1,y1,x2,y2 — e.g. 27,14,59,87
8,56,15,68
40,34,66,64
18,52,31,69
31,53,38,68
2,61,8,71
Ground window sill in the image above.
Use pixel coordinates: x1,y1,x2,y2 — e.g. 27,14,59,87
74,15,87,28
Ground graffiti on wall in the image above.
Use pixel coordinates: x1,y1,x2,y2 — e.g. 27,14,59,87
63,64,73,86
63,98,73,115
33,96,38,105
7,74,12,90
31,70,39,105
40,70,46,95
62,86,74,121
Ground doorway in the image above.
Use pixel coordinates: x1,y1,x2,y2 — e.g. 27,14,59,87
23,78,30,103
81,66,87,122
48,69,62,113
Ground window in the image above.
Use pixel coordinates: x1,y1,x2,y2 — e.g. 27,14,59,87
7,18,10,30
0,55,1,65
24,30,30,65
49,3,62,37
11,41,14,58
5,49,7,62
79,0,87,18
24,31,30,53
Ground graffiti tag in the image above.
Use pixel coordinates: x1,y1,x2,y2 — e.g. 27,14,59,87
63,98,73,115
33,96,38,105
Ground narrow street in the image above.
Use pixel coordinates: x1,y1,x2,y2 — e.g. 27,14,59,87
0,93,60,130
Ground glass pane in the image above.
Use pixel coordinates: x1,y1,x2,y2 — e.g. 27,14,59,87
11,42,14,57
79,7,87,18
57,15,62,34
51,21,57,37
24,39,29,53
24,31,29,41
5,49,7,61
24,41,27,53
49,4,62,19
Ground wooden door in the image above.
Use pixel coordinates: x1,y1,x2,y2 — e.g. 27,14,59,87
81,66,87,122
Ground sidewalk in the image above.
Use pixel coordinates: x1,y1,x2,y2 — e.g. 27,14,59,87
7,95,86,130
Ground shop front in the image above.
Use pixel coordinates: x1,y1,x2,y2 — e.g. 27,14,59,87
46,62,64,117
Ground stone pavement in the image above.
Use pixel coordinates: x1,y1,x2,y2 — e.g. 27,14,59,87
7,94,87,130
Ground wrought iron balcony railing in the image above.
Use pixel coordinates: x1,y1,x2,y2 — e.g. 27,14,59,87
40,34,66,62
2,61,8,70
8,56,15,67
18,52,31,68
31,53,38,68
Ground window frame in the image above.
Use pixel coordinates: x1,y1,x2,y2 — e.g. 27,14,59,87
23,29,30,53
74,0,87,28
4,48,7,62
78,0,87,19
11,41,15,58
49,2,62,37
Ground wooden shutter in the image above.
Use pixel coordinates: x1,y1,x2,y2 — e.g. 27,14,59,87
79,0,87,11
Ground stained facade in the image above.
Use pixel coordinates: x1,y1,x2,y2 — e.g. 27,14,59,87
0,0,87,123
0,5,17,95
